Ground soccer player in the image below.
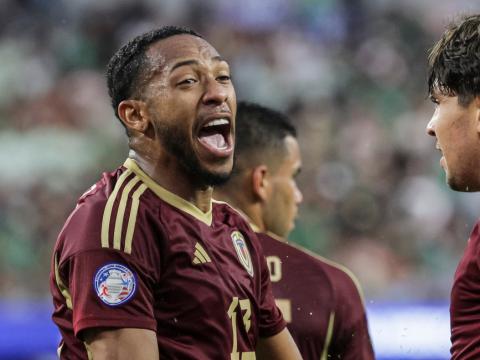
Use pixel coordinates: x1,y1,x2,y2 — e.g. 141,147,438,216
49,26,301,359
426,14,480,359
215,101,375,359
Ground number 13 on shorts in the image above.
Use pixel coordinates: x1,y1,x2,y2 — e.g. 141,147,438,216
228,297,255,360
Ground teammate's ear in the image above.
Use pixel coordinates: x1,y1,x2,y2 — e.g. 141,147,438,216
252,165,269,202
118,100,149,133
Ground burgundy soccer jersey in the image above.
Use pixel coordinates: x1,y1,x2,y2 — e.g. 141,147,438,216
257,231,374,360
50,159,285,359
450,221,480,359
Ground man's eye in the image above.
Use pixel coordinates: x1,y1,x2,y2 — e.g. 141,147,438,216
178,78,197,86
217,75,231,82
429,96,439,105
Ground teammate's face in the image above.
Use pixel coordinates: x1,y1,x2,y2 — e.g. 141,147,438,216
426,91,480,191
142,34,236,186
263,136,303,237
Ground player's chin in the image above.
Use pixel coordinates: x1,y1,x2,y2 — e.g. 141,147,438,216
200,162,233,187
448,175,480,192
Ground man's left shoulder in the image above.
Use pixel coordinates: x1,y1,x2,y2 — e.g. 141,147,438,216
286,242,364,299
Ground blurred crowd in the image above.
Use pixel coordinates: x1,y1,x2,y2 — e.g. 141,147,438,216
2,0,480,302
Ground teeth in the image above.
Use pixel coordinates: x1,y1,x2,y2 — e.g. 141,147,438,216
205,118,229,127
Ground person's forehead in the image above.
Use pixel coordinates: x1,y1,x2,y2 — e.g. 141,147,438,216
285,136,301,158
146,34,221,66
272,136,301,173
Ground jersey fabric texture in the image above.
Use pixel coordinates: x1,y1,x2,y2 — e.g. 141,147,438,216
451,221,480,359
257,231,374,360
50,158,285,359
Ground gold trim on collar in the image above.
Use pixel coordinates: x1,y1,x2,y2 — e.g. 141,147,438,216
124,158,213,226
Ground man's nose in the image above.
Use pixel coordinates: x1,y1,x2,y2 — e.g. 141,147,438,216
202,78,228,105
426,110,438,136
295,186,303,205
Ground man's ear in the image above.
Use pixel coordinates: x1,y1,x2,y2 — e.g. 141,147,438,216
117,100,149,133
251,165,269,202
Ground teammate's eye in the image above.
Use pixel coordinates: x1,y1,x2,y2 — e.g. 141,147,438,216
217,75,231,82
429,95,439,105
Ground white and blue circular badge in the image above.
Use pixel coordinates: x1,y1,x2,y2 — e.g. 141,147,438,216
94,263,136,306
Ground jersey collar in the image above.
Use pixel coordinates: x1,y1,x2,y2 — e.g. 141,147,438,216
212,200,262,233
124,158,213,226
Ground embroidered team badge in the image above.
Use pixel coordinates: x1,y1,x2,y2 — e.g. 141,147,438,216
94,263,136,306
231,231,254,277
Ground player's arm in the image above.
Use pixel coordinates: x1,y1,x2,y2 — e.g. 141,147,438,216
84,327,159,360
256,327,302,360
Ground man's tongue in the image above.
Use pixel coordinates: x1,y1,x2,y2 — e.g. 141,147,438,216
199,133,227,150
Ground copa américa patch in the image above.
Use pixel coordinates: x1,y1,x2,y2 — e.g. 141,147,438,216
94,263,136,306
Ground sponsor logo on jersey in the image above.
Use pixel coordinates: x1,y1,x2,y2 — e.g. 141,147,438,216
94,263,136,306
193,242,212,265
231,231,254,277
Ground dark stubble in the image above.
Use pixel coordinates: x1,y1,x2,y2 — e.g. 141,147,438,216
156,121,232,187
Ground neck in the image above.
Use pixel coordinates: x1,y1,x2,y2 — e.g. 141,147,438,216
215,188,266,232
129,150,213,213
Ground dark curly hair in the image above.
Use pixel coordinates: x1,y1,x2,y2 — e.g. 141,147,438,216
106,26,202,122
428,14,480,106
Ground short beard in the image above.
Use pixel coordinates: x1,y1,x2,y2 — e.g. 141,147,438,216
157,122,231,187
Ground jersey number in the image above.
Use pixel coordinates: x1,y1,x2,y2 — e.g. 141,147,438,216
227,297,255,360
266,256,282,282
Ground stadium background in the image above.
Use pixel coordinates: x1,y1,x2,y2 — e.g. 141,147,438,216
2,0,480,358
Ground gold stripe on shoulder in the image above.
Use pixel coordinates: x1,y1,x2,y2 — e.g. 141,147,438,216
113,177,141,250
321,311,335,360
101,169,132,248
124,183,148,254
54,253,73,310
241,351,256,359
124,158,212,226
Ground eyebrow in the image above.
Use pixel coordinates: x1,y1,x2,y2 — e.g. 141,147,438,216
170,56,227,73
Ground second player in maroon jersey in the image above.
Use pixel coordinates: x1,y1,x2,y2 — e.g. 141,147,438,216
216,101,374,359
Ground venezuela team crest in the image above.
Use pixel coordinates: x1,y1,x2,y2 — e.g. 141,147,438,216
94,263,136,306
231,231,254,277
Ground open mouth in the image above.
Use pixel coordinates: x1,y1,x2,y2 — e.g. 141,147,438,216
197,118,233,156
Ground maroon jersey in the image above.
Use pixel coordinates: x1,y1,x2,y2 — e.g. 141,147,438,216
450,221,480,359
50,158,285,359
257,231,374,360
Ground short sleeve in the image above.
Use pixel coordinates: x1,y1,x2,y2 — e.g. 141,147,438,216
61,248,157,337
257,247,287,338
